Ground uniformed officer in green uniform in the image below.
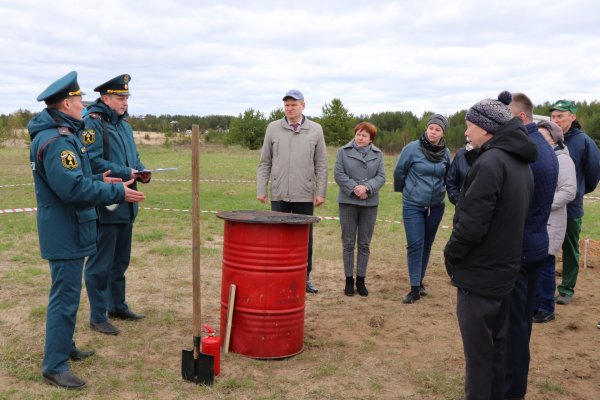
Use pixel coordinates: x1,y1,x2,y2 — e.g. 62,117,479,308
28,71,146,389
82,74,150,336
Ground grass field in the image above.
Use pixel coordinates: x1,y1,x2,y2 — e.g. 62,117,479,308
1,142,599,399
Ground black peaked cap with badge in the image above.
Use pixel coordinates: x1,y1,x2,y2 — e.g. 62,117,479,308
94,74,132,96
36,71,85,105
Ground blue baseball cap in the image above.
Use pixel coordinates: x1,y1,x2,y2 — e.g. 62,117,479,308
282,89,304,101
37,71,85,104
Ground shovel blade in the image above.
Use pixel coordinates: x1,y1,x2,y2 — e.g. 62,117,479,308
182,349,214,385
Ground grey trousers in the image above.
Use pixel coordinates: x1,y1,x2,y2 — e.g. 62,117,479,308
339,203,378,278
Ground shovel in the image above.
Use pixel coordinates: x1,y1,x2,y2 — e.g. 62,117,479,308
181,125,214,385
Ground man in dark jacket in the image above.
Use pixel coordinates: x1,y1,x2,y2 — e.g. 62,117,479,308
550,100,600,305
446,140,472,205
504,93,558,399
444,91,537,400
82,74,151,336
29,71,145,389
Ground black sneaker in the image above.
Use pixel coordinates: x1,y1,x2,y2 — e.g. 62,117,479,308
402,291,420,304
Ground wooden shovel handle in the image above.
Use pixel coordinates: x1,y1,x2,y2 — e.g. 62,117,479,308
192,125,202,336
224,284,236,353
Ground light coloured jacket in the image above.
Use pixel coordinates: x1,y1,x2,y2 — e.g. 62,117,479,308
547,146,577,255
257,117,328,202
334,140,386,207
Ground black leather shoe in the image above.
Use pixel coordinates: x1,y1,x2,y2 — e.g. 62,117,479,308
306,281,318,294
42,370,86,390
108,309,145,320
533,311,555,323
69,348,95,361
90,320,120,335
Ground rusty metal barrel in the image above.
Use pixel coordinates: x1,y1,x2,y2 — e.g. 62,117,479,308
217,210,320,358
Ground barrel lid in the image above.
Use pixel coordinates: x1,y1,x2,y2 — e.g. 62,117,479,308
216,210,320,225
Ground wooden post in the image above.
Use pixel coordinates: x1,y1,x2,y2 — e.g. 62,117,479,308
192,124,201,338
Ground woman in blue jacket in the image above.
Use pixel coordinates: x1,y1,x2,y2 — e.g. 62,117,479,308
394,114,451,304
334,122,386,296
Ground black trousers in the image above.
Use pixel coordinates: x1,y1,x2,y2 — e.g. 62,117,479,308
457,288,510,400
504,260,543,398
271,201,314,277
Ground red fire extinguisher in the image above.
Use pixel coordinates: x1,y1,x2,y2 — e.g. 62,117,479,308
201,324,221,376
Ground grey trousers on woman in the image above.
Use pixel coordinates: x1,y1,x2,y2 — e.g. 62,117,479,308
339,203,378,277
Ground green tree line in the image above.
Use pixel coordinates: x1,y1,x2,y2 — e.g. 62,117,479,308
2,100,600,153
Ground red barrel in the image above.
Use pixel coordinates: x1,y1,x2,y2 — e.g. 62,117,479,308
217,210,320,359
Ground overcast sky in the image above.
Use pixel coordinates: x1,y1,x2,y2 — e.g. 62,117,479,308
1,0,599,118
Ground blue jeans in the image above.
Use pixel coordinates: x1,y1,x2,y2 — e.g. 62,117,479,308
402,201,445,287
535,255,556,314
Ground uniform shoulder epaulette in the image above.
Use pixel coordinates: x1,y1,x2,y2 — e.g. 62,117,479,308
57,127,70,136
89,112,101,119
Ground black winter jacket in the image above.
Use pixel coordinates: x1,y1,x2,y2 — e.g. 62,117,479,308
444,118,537,298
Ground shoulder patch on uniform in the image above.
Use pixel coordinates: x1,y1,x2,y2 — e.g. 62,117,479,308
60,150,79,170
81,129,96,145
89,112,101,119
57,127,70,136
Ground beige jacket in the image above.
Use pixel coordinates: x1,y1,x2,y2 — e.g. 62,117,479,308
257,117,328,202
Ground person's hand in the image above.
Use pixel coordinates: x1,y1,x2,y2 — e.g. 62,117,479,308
102,170,122,183
314,196,325,207
257,195,268,204
443,247,455,278
353,185,368,198
130,168,139,180
138,171,152,183
122,178,145,203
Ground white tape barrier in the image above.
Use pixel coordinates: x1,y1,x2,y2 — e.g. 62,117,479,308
3,179,600,201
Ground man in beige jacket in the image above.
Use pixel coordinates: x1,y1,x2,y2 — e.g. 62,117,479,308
257,89,328,293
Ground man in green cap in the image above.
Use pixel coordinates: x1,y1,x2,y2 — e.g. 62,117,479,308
550,100,600,305
29,71,145,389
82,74,150,336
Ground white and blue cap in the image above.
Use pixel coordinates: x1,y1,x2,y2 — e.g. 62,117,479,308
36,71,85,104
282,89,304,101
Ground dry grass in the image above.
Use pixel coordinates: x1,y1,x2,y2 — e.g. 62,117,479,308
1,142,600,399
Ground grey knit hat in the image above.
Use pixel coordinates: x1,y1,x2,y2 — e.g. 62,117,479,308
465,91,513,134
537,120,564,145
428,114,449,133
